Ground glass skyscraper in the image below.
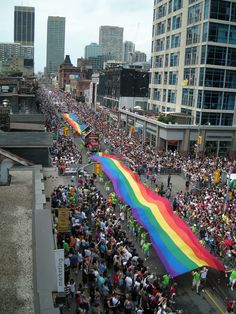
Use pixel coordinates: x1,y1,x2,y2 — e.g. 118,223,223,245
46,16,65,75
14,6,35,46
149,0,236,126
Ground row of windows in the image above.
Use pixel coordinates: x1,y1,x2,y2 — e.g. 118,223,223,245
153,33,181,52
153,71,178,85
153,14,182,36
203,22,236,44
199,68,236,89
152,88,177,104
197,112,233,126
153,0,182,21
201,46,236,67
153,52,179,68
208,0,236,22
197,91,236,110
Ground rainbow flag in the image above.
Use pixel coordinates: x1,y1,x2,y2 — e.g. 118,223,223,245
92,153,224,277
62,113,87,134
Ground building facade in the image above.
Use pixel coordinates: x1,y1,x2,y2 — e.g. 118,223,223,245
123,41,135,63
46,16,65,75
0,43,34,61
99,26,124,61
14,6,35,46
134,51,147,63
84,43,102,59
59,55,80,90
149,0,236,126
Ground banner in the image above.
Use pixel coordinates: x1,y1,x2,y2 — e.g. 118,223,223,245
54,249,64,292
58,208,70,233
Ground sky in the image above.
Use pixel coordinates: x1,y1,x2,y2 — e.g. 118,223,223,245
0,0,154,72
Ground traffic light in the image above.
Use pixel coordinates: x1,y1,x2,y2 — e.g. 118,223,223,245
63,127,69,136
198,135,202,145
94,162,102,175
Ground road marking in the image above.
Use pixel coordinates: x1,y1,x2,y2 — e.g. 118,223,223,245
204,289,225,314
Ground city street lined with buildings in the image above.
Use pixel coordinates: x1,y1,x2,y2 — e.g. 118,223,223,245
1,1,236,314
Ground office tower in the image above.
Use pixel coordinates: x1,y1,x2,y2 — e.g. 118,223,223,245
149,0,236,126
123,41,135,63
85,43,102,59
134,51,147,63
99,26,123,61
14,6,35,46
46,16,65,75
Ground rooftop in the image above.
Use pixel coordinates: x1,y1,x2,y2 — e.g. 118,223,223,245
0,169,34,313
0,132,53,147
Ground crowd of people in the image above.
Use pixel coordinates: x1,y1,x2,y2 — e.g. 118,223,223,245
37,88,236,312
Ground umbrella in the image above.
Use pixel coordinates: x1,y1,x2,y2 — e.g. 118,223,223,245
230,179,236,189
224,239,234,247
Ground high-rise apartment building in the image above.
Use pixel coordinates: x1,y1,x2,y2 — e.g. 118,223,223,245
0,43,34,61
134,51,147,63
14,6,35,46
99,26,123,61
46,16,65,75
149,0,236,126
85,43,102,59
123,41,135,63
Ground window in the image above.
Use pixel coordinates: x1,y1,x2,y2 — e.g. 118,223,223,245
188,3,202,24
168,0,172,14
204,68,225,88
229,26,236,44
182,89,194,106
208,23,229,43
167,90,176,103
206,45,226,65
158,4,166,18
173,0,182,12
210,0,230,21
227,48,236,67
197,91,203,108
153,89,161,101
232,3,236,22
183,68,196,86
163,89,166,101
165,54,169,67
185,47,198,65
172,14,182,30
204,0,210,19
202,91,223,109
154,73,162,84
186,25,200,45
221,114,233,126
223,93,236,110
164,72,168,84
167,18,171,32
169,72,178,85
225,71,236,89
202,112,220,125
202,22,208,42
155,55,164,67
166,36,170,49
201,45,206,64
170,53,179,66
156,38,165,51
171,34,181,48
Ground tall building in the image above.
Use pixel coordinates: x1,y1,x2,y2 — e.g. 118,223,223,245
14,6,35,46
99,26,123,61
46,16,65,75
85,43,102,59
134,51,147,63
149,0,236,126
123,41,135,63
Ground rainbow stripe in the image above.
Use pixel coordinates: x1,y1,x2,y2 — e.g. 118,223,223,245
62,113,87,134
92,153,224,277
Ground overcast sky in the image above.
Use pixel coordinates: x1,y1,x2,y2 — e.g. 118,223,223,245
0,0,153,72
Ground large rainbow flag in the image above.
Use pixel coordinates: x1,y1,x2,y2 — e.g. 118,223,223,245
62,113,87,134
92,153,224,277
